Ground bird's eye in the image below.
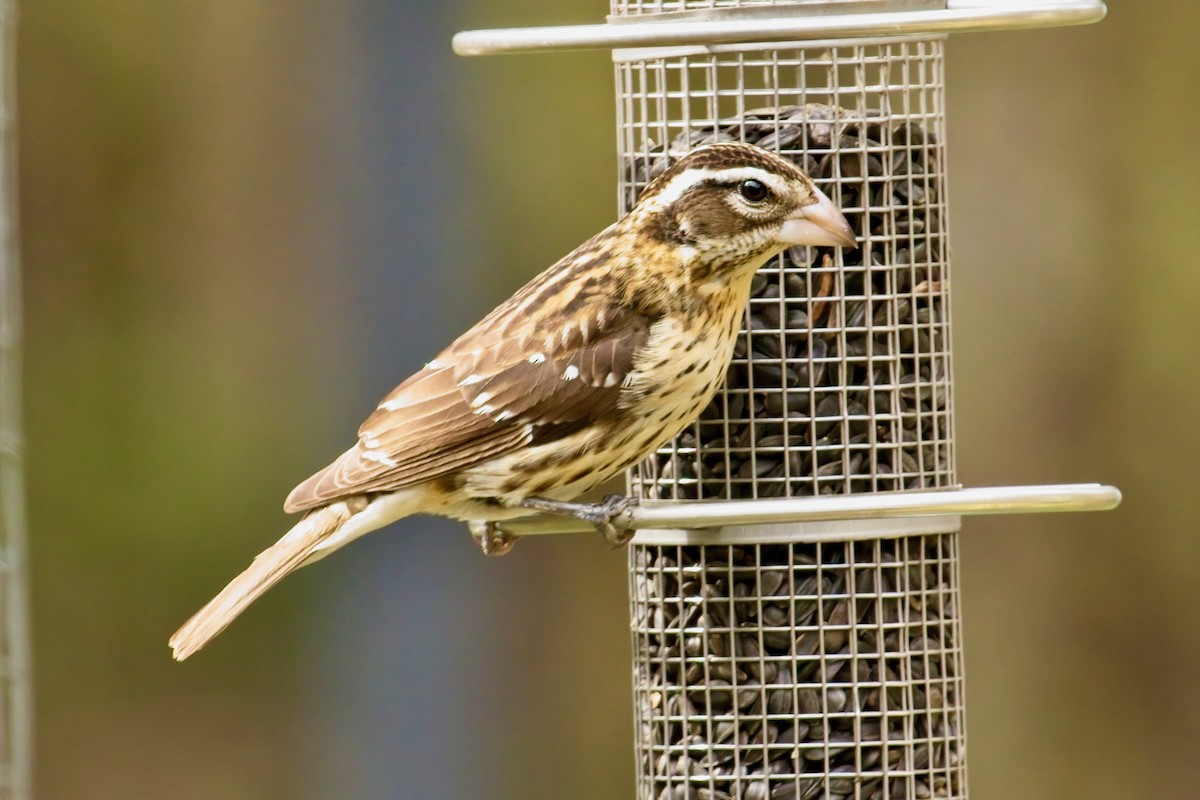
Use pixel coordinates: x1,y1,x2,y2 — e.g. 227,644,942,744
738,179,770,203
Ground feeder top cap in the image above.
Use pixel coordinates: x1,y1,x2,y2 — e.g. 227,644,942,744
453,0,1106,57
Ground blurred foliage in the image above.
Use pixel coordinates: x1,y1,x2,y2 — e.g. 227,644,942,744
21,1,344,797
16,0,1200,798
950,7,1200,797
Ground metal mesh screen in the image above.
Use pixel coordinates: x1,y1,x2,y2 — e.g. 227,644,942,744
620,39,953,501
616,32,965,800
629,535,966,800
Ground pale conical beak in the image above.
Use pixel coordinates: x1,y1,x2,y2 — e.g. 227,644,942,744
777,186,856,248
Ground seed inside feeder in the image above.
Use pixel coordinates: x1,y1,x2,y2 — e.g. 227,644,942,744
623,98,963,800
630,536,966,800
626,104,952,502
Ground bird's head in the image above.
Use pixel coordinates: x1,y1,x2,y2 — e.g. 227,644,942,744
630,142,855,281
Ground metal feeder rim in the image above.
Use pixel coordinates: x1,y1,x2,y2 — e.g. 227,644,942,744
631,513,962,544
452,0,1106,56
611,32,946,62
472,482,1121,539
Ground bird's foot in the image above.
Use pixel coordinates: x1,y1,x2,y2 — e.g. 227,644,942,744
518,494,637,548
468,520,518,557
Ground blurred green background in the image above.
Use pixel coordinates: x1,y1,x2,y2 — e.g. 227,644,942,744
17,1,1200,798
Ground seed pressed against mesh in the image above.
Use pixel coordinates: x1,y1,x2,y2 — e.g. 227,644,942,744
627,104,951,502
622,103,961,800
631,536,965,800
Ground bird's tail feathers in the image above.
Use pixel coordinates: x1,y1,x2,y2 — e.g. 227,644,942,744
169,497,369,662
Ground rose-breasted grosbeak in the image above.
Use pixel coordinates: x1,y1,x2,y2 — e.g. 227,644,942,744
169,142,854,660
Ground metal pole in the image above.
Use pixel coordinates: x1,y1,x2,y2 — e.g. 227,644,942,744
0,0,33,796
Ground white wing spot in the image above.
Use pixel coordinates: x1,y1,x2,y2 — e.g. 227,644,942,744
361,449,398,468
560,322,574,347
476,404,496,415
563,365,580,381
459,373,485,386
363,436,382,448
495,410,515,422
603,372,619,388
426,358,441,369
470,391,493,408
529,353,546,364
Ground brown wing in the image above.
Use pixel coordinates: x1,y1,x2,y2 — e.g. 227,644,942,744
283,296,651,513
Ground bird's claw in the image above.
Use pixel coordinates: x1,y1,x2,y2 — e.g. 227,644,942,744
599,522,635,549
468,520,517,557
518,494,636,549
588,495,636,548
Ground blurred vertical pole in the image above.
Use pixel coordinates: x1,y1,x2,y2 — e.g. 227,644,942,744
306,1,506,798
0,1,31,798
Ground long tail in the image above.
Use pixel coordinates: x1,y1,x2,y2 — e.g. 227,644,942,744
170,497,372,661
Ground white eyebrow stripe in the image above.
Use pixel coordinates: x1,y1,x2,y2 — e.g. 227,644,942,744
648,166,789,207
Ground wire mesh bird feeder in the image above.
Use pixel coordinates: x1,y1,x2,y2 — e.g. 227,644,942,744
455,2,1115,799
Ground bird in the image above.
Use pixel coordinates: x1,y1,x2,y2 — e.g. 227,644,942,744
169,142,855,661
